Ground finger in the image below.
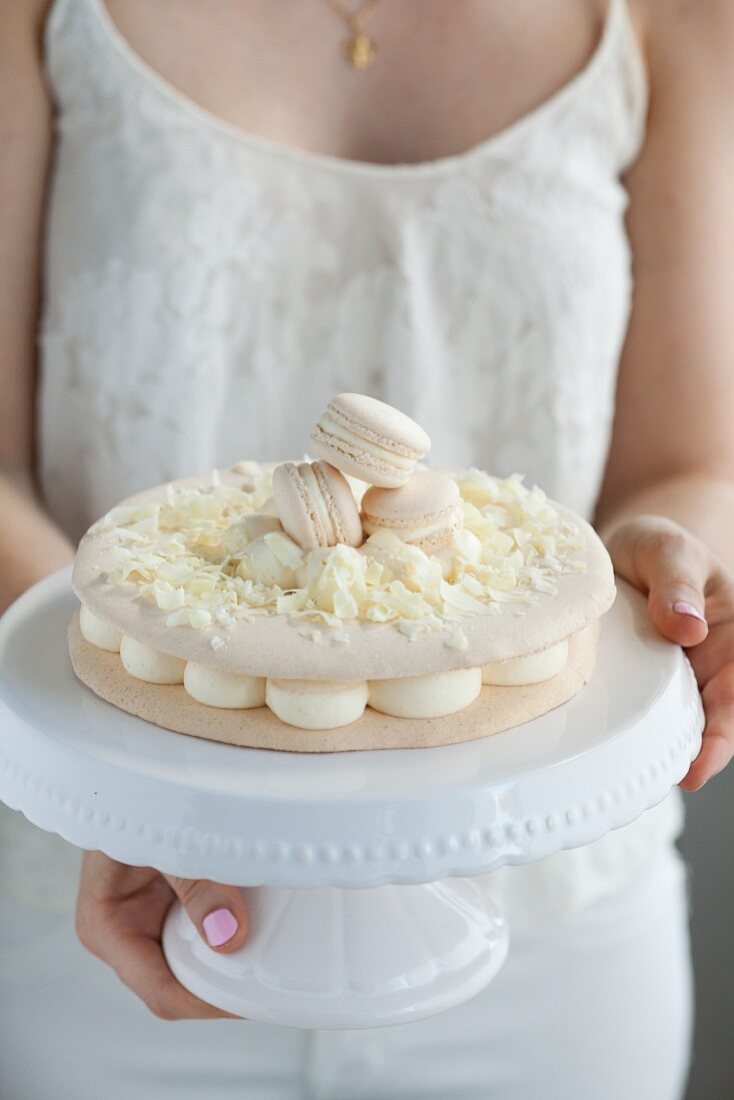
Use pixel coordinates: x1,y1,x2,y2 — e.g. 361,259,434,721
629,524,709,647
680,669,734,791
162,876,249,953
111,931,240,1021
680,712,734,791
686,622,734,687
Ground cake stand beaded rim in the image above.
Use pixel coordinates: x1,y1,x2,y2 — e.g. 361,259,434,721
0,708,700,884
0,571,704,888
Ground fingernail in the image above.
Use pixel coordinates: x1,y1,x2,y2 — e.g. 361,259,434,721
673,601,707,625
202,908,238,947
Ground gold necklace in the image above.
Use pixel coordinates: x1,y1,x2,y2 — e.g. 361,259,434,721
324,0,384,70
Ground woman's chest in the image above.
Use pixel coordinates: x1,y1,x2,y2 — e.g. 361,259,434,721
103,0,607,165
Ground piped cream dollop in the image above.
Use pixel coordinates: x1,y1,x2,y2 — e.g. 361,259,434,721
235,532,304,589
266,679,368,730
368,668,482,719
120,636,186,684
482,638,569,686
222,513,283,556
79,605,122,652
184,663,265,709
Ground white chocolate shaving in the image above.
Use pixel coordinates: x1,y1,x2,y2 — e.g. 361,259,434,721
98,466,587,635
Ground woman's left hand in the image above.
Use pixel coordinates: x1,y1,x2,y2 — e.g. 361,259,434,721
606,514,734,791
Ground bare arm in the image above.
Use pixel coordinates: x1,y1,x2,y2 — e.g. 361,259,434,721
594,0,734,789
596,0,734,557
0,0,73,611
1,11,252,1021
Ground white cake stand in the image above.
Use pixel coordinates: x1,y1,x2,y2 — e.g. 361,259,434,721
0,570,703,1029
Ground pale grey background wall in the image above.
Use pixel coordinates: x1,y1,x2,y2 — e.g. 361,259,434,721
681,775,734,1099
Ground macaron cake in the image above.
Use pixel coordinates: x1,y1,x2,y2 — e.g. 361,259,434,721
310,393,430,488
68,396,616,753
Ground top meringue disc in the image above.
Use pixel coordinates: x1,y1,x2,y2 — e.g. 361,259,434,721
310,393,431,488
71,463,616,682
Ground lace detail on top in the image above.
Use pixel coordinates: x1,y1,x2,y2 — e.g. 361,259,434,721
4,0,680,920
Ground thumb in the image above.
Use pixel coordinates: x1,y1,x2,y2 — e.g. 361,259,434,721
613,519,709,647
163,876,249,953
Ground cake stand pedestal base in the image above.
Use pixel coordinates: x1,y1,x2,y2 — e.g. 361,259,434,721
163,880,508,1029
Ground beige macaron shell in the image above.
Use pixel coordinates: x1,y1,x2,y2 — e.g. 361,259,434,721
310,393,431,488
313,461,363,547
361,471,462,551
272,462,325,550
326,394,431,457
273,462,362,550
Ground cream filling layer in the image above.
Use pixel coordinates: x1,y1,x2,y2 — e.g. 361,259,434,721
266,678,368,730
85,625,569,725
362,514,458,543
368,668,482,719
316,414,416,471
482,638,569,686
79,605,123,652
184,662,266,709
119,636,186,684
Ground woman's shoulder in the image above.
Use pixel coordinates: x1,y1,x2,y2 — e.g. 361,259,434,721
2,1,55,68
6,0,54,39
631,0,734,51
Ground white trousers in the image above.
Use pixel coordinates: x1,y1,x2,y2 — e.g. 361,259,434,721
0,849,692,1100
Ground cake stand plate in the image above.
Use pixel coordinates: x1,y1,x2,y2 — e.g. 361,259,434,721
0,570,703,1028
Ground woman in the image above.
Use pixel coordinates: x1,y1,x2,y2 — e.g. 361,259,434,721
1,1,733,1096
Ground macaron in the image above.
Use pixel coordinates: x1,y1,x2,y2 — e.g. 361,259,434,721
272,460,363,551
310,393,430,488
361,471,463,553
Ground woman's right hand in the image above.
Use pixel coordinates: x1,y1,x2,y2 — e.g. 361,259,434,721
75,851,250,1020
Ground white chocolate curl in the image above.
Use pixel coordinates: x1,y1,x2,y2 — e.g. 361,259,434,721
99,467,587,635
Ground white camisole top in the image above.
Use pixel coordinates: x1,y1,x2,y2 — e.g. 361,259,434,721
0,0,682,917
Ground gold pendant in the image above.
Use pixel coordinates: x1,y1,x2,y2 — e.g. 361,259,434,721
344,31,376,70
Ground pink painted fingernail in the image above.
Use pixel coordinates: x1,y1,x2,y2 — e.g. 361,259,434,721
673,601,707,624
203,908,238,947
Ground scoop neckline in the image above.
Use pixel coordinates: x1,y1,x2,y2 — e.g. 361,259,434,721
86,0,623,178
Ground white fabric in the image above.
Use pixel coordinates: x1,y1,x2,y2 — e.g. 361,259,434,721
0,0,683,940
39,0,645,533
0,850,692,1099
